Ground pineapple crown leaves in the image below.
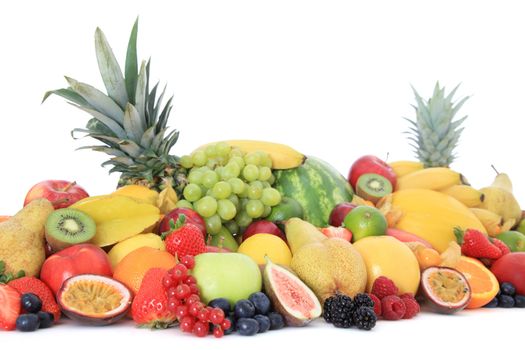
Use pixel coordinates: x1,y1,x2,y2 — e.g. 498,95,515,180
404,82,470,167
42,18,179,176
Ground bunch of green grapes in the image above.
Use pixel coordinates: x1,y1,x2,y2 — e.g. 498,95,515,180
177,142,282,236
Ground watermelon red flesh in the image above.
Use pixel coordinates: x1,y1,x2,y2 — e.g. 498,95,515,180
274,156,353,227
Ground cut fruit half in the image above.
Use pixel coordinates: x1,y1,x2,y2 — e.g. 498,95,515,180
356,173,393,204
455,256,499,309
45,208,96,252
420,266,471,314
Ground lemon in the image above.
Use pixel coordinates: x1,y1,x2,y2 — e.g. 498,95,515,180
238,234,292,266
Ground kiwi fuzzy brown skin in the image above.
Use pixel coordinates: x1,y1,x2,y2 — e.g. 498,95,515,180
356,173,393,204
45,208,96,252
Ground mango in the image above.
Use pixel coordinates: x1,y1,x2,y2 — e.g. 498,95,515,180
107,233,165,267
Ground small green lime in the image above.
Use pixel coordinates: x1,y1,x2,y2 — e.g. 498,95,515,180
266,197,304,222
343,206,387,242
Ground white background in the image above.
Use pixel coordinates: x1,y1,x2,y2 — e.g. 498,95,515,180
1,0,524,349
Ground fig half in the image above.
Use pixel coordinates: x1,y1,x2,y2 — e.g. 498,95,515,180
57,274,132,325
420,266,471,314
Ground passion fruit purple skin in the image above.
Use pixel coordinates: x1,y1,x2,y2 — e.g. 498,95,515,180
57,274,132,326
420,266,472,314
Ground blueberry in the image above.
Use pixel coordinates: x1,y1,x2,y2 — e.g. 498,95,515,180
500,282,516,296
37,312,54,329
254,314,271,333
249,292,271,315
499,295,515,308
223,314,236,335
484,297,498,308
21,293,42,313
234,299,255,319
236,318,259,336
208,298,231,315
16,314,40,332
268,312,285,330
514,295,525,308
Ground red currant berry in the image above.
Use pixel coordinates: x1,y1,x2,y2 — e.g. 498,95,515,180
213,326,224,338
209,308,225,325
175,284,191,300
180,316,195,333
189,302,205,317
221,318,231,330
189,283,200,295
167,287,178,299
184,275,197,285
175,305,189,320
167,297,180,311
193,321,209,337
186,294,201,305
197,308,210,322
172,264,188,280
162,274,174,289
180,255,195,269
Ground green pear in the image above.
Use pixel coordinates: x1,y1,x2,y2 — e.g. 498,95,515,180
477,171,521,223
0,199,54,277
495,231,525,252
284,218,326,254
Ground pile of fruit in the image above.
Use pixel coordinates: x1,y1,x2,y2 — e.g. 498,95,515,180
1,20,525,337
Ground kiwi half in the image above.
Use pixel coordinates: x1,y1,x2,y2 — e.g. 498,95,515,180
45,208,96,252
356,173,393,204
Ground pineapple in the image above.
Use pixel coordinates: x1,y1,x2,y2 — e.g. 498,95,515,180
43,20,186,194
406,82,469,168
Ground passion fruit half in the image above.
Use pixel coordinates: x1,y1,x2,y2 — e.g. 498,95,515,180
57,274,132,325
420,266,471,314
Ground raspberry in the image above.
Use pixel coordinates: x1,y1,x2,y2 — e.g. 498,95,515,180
369,294,382,316
371,276,399,300
381,295,406,320
400,296,420,319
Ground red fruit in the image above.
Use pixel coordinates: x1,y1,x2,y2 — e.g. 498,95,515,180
131,268,177,328
171,264,188,280
455,228,502,260
184,275,197,285
242,220,286,242
491,239,510,256
400,295,420,319
159,208,206,237
386,228,433,248
162,274,175,289
180,255,196,269
197,308,210,322
193,321,209,337
189,284,200,295
0,284,20,331
40,243,112,295
381,295,406,320
189,302,205,317
320,226,352,241
164,222,206,258
175,284,191,300
24,180,89,209
491,252,525,295
221,318,232,330
167,298,180,312
213,326,224,338
7,277,61,321
329,202,357,227
348,155,397,191
175,305,189,320
369,294,382,316
371,276,399,300
209,308,225,325
180,316,196,333
186,294,201,305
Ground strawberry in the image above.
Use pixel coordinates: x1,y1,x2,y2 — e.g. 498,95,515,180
8,277,61,321
0,284,21,331
454,228,502,260
491,238,510,256
131,268,177,328
162,215,206,258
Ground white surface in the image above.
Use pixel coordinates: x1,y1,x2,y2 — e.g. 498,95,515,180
1,0,524,348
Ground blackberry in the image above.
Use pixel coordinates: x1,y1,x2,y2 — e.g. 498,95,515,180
352,306,377,331
324,294,355,328
354,293,374,308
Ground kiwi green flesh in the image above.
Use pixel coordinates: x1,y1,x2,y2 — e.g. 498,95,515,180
45,208,96,251
356,173,392,204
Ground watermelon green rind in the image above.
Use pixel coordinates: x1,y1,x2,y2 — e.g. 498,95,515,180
273,156,353,227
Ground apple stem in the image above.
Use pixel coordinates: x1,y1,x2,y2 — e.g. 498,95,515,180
490,165,500,175
385,152,390,163
51,198,70,206
62,181,77,192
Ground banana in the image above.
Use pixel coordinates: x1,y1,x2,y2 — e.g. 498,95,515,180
195,140,305,170
388,160,424,178
396,167,465,191
469,208,503,236
440,185,485,208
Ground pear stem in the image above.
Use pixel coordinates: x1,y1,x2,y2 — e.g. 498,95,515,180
491,165,500,175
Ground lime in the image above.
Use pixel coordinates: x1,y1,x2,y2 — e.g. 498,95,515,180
266,197,304,222
343,206,387,242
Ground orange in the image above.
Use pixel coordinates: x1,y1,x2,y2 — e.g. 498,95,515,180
455,256,499,309
113,246,176,295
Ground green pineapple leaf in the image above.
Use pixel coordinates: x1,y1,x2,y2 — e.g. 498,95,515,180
125,18,139,104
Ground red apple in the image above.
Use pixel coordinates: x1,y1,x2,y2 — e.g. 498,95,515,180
320,226,352,241
348,155,397,191
329,202,357,227
24,180,89,209
159,208,206,236
491,252,525,295
40,243,112,294
242,220,286,242
386,228,433,248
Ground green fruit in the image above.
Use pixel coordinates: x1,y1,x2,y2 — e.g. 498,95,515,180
266,197,304,223
273,157,353,227
192,253,262,305
344,206,387,242
495,231,525,252
517,219,525,235
208,227,239,252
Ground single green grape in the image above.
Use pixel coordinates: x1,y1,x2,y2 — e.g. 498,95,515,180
205,214,222,235
261,187,281,206
194,196,218,217
180,155,193,169
268,174,276,185
212,181,232,199
262,205,272,218
235,210,253,228
206,159,218,169
242,164,259,182
215,142,232,157
247,182,263,200
192,150,207,167
202,171,219,189
259,153,273,168
224,221,240,236
258,166,272,181
228,178,246,194
188,170,204,185
228,194,240,211
230,156,245,169
175,199,193,209
205,144,217,158
230,148,243,158
261,181,271,188
245,199,264,218
217,199,237,221
222,162,241,179
183,183,202,202
244,152,261,166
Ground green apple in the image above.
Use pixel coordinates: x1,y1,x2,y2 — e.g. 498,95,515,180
192,253,262,305
495,231,525,252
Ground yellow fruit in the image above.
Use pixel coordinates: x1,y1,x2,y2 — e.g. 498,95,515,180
388,160,424,178
353,236,420,295
112,185,159,206
440,185,485,208
396,167,463,191
238,234,292,266
469,208,503,236
107,233,165,267
384,189,486,252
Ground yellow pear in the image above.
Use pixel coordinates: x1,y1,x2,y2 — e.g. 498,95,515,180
284,218,326,254
0,199,54,276
477,170,521,222
290,238,367,302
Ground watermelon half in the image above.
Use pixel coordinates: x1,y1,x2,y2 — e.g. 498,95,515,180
273,156,353,227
